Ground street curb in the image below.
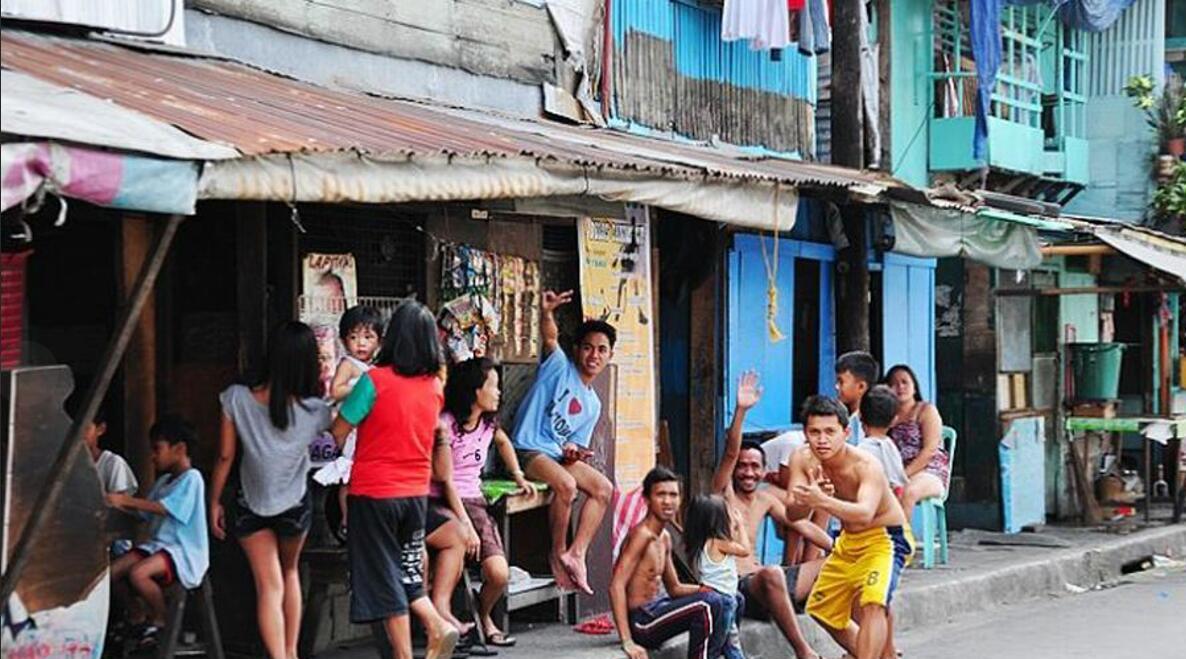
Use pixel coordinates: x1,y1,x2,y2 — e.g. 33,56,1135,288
654,525,1186,659
891,525,1186,631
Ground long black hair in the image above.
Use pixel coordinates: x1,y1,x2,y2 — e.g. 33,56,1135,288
375,301,443,377
683,494,732,575
260,321,322,430
444,357,499,429
884,363,924,402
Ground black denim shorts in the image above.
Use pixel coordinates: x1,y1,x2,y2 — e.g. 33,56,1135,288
231,488,313,539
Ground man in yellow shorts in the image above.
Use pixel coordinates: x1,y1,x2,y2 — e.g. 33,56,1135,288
785,395,914,659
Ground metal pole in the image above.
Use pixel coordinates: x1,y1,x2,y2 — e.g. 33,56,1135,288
0,213,183,605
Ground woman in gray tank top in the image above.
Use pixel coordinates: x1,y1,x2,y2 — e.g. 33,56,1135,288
210,322,331,659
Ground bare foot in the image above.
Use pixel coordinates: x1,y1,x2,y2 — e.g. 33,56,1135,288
549,553,576,591
425,624,460,659
560,552,593,595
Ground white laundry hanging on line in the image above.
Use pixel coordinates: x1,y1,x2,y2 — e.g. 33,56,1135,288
721,0,790,51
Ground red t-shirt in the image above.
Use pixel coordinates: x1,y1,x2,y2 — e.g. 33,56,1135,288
340,367,444,498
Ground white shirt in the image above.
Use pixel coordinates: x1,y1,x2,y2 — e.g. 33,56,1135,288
96,450,138,495
769,430,806,469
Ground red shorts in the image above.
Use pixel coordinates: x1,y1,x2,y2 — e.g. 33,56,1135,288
130,549,177,587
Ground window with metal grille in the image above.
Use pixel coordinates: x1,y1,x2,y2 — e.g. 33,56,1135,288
295,204,426,299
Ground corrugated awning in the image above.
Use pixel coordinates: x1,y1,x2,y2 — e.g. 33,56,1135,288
0,70,237,161
1095,226,1186,282
0,30,902,229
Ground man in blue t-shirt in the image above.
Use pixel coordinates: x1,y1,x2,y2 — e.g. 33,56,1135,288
512,289,615,596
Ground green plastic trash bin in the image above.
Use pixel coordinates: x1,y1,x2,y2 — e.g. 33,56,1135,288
1069,343,1125,401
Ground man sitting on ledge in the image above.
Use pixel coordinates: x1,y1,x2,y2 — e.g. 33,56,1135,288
611,467,726,659
510,289,615,595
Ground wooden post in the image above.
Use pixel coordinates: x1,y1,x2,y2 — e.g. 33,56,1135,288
832,0,871,354
836,204,871,354
119,216,158,484
831,0,864,170
237,203,268,375
688,238,720,496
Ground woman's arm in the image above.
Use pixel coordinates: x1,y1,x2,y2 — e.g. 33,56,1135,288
493,428,538,495
209,414,238,540
905,403,944,477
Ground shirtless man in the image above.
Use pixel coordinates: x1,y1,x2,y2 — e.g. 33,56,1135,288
611,467,726,659
712,373,834,659
786,396,914,659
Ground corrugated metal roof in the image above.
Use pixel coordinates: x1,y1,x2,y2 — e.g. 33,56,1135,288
0,30,897,193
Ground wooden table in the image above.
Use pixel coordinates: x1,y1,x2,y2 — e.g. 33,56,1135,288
1065,416,1185,523
487,486,576,632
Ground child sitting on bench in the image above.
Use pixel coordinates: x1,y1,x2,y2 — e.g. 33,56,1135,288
106,414,209,651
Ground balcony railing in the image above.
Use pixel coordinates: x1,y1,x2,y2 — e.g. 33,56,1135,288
928,0,1088,185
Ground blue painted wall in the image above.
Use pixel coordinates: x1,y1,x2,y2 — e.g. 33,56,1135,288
890,0,931,187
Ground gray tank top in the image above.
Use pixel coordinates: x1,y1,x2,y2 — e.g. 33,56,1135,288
220,384,331,516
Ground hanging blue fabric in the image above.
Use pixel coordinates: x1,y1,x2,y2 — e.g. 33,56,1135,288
1004,0,1137,32
970,0,1002,161
1057,0,1137,32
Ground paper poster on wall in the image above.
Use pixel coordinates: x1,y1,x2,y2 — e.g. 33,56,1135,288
300,252,358,466
578,209,656,492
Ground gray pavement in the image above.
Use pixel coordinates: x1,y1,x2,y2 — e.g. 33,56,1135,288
896,563,1186,658
314,523,1186,659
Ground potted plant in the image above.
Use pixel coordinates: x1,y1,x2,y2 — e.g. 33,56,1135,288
1125,75,1186,157
1152,162,1186,223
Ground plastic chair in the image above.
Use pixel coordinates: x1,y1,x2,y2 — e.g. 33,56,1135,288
913,426,957,569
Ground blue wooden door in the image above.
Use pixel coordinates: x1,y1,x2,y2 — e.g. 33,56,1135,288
726,235,837,438
727,234,796,434
881,253,937,401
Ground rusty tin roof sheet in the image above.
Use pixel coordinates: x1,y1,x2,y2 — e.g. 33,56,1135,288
0,30,899,193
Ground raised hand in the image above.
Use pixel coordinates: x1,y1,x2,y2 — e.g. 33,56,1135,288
542,289,574,312
735,371,763,411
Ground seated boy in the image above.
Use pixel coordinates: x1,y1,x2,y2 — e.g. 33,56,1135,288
106,414,209,650
69,397,140,555
510,289,615,595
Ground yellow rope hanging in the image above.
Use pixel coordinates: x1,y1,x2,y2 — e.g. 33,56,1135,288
759,185,786,343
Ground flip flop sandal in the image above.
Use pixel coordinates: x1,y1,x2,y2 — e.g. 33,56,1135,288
486,632,517,647
136,625,161,650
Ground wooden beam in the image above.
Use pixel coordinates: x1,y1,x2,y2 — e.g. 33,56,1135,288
236,203,268,375
119,215,158,485
1039,244,1116,256
688,236,720,496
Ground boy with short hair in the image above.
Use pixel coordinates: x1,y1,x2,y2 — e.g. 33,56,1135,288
610,466,726,659
855,385,909,659
511,289,615,595
106,414,209,650
857,386,909,496
785,396,913,659
834,351,880,447
67,397,139,497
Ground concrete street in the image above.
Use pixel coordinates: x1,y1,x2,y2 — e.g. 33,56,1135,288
896,563,1186,659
